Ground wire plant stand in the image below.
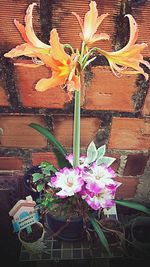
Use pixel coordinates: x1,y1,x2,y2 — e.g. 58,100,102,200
20,224,124,262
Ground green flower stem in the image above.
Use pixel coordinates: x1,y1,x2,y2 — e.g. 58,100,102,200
73,87,81,168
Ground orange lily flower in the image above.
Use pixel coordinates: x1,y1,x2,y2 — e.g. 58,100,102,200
99,15,150,80
35,29,80,97
72,1,109,46
4,3,50,60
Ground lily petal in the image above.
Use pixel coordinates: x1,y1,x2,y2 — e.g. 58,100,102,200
25,3,50,49
99,14,150,80
119,14,138,53
72,11,84,31
109,14,138,56
14,19,29,43
72,1,109,46
4,3,51,61
50,29,70,62
14,62,44,68
35,73,66,92
4,43,38,58
91,33,110,43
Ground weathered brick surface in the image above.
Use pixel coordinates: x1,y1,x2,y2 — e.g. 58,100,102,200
132,2,150,57
53,116,100,148
52,0,121,51
84,67,137,112
32,152,59,168
108,118,150,150
115,177,139,199
0,81,9,106
0,0,40,49
123,154,149,176
0,157,23,171
0,115,47,148
14,60,66,108
142,87,150,116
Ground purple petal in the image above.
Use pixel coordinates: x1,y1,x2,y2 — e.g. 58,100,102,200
86,182,102,194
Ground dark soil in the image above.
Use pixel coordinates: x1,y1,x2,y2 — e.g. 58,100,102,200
19,223,43,243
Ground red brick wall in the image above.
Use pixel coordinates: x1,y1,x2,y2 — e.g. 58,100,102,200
0,0,150,200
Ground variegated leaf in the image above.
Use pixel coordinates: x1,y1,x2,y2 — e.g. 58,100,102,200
96,156,116,167
86,141,97,164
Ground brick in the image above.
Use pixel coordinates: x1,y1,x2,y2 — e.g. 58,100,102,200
123,154,149,176
14,60,66,108
84,67,137,112
115,177,139,199
0,80,10,106
32,152,59,168
52,0,121,51
0,115,47,148
142,87,150,116
132,2,150,57
0,157,23,171
0,0,41,49
108,118,150,150
53,116,100,149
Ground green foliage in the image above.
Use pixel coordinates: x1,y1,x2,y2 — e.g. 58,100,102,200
36,183,45,192
37,193,60,210
29,123,67,157
32,173,43,182
29,123,70,168
89,214,111,256
86,141,97,164
52,147,72,168
96,144,106,159
85,141,116,167
115,200,150,216
96,156,116,167
32,161,57,192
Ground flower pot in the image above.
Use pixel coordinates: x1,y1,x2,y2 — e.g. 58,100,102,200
18,222,45,254
131,216,150,253
23,165,40,201
46,212,86,241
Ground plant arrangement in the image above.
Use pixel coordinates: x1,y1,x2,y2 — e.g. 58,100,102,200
5,1,150,257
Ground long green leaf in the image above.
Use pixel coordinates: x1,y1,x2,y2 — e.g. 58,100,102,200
29,123,72,168
53,147,72,168
29,123,67,157
115,200,150,216
89,215,111,256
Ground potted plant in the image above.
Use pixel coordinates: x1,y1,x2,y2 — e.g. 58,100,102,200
4,1,150,257
128,215,150,258
18,222,45,254
9,196,45,254
31,141,121,245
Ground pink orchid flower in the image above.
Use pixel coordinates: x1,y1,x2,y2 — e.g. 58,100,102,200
81,187,116,210
83,163,118,192
50,167,84,198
